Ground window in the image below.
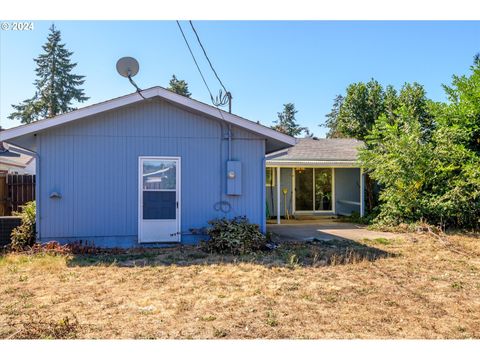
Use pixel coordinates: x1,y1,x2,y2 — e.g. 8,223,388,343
294,168,333,212
266,167,276,187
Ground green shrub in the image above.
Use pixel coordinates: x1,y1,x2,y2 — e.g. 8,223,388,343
201,216,266,255
10,201,36,251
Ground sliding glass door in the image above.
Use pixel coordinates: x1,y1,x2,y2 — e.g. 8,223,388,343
315,169,333,211
294,168,333,212
294,168,313,211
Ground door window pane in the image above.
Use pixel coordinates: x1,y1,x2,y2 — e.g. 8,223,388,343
143,160,176,190
143,191,176,219
295,168,313,211
315,169,332,211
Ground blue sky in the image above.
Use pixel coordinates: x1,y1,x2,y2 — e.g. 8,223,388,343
1,21,479,137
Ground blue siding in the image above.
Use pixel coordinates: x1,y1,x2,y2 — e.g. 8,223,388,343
37,99,266,247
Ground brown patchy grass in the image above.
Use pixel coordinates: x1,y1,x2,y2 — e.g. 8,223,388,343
1,232,480,339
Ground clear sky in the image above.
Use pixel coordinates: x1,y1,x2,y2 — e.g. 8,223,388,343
1,21,479,137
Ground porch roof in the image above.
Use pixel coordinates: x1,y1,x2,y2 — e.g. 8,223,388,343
266,138,363,167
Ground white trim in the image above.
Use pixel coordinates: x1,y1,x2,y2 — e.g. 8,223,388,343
138,156,181,243
267,160,359,167
276,166,281,224
292,167,334,214
332,168,336,214
0,87,296,149
291,168,295,213
360,168,365,217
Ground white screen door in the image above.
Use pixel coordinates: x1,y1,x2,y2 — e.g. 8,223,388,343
138,157,180,243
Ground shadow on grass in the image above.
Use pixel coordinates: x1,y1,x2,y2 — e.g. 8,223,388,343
65,236,395,268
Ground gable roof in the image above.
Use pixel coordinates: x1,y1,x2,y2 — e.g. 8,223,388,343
0,86,295,153
266,138,364,167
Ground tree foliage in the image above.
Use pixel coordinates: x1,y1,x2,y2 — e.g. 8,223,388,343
359,56,480,229
324,79,384,140
324,95,345,138
272,103,309,137
323,79,433,141
8,25,88,124
167,74,191,97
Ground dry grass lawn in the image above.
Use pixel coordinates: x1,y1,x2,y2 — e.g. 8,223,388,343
1,232,480,339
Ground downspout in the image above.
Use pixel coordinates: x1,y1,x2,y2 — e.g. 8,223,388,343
212,113,232,214
228,124,232,161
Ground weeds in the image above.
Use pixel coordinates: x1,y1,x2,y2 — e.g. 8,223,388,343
266,310,278,327
8,314,79,339
213,327,228,338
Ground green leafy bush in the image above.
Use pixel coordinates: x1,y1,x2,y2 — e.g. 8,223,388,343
10,201,36,251
201,216,266,255
357,57,480,230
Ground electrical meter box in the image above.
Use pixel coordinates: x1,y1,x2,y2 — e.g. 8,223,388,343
226,161,242,195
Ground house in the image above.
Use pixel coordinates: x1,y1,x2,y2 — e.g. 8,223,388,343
266,138,365,223
0,86,295,247
0,142,35,175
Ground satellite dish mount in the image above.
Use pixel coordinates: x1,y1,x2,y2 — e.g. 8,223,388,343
116,57,145,99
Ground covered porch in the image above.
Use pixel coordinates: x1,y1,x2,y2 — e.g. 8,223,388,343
265,138,365,224
266,166,364,223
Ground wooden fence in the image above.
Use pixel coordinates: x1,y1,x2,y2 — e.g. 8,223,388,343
0,174,35,215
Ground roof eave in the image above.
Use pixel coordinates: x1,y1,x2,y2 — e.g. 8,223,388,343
0,87,295,151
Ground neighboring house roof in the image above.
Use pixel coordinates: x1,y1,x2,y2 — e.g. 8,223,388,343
266,138,364,167
0,86,295,153
0,145,34,169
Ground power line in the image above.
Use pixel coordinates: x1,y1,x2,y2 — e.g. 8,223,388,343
189,20,228,94
176,20,232,112
175,20,215,103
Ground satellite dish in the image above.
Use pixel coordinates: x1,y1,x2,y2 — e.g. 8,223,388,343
116,57,139,78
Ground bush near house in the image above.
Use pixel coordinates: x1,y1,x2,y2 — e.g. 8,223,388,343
325,55,480,230
359,58,480,230
201,216,267,255
10,201,36,251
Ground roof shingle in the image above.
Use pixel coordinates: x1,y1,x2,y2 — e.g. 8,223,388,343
266,138,364,161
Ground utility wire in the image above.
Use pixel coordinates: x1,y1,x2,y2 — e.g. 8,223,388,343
188,20,232,112
189,20,228,94
176,20,230,122
176,20,215,103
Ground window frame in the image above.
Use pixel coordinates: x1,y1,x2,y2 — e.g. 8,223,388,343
266,167,276,187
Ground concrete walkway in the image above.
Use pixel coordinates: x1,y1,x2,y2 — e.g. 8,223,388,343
267,220,400,242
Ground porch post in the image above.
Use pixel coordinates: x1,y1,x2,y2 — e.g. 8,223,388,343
360,168,365,217
277,166,281,224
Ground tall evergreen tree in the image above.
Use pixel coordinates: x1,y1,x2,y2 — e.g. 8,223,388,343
167,75,191,97
272,103,309,137
8,24,88,124
324,95,345,138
